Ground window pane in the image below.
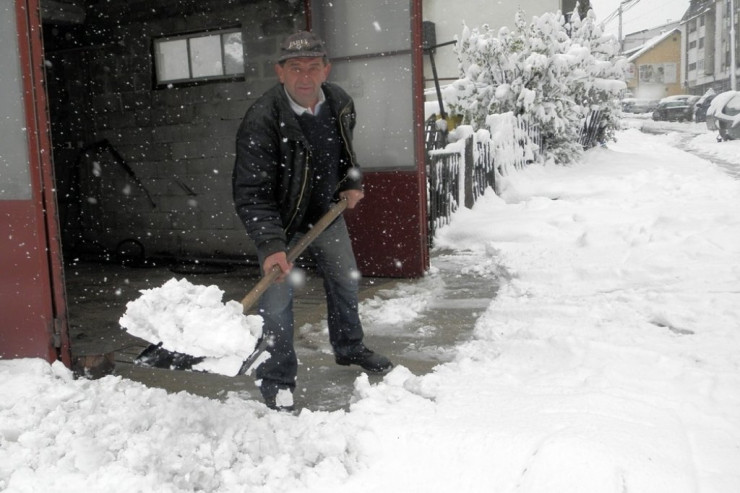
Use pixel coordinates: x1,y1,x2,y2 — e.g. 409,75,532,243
329,54,414,169
0,0,32,199
223,32,244,75
313,0,411,58
155,39,189,83
190,35,223,78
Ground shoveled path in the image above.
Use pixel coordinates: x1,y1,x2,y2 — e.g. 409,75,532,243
66,251,499,412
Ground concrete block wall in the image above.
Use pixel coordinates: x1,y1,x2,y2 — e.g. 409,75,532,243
50,0,303,262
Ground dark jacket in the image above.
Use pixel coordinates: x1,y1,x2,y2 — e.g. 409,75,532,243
233,82,362,258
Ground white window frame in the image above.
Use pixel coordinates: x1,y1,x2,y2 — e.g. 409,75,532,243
153,28,244,86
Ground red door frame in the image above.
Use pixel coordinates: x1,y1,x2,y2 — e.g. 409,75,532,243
410,0,430,274
0,0,70,365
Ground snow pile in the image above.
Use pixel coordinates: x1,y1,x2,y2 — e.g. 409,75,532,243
359,276,442,327
2,126,740,492
119,278,262,375
433,127,740,492
684,129,740,170
0,359,368,492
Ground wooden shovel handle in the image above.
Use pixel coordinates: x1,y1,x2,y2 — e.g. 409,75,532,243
240,198,349,313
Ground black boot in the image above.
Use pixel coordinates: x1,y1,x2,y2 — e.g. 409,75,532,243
335,345,393,374
261,385,295,412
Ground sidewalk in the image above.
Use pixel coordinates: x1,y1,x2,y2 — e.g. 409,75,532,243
66,251,498,411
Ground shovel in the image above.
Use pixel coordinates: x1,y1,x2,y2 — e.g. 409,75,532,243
133,198,349,374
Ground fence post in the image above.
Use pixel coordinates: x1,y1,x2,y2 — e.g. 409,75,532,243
464,134,474,209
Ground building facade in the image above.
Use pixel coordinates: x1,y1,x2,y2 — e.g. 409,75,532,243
625,28,684,99
682,0,740,94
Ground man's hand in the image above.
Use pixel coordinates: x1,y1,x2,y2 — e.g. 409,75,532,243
263,251,292,282
340,189,364,209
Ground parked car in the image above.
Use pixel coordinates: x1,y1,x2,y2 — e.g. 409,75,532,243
693,90,717,122
652,100,694,121
660,94,700,104
705,90,740,140
621,98,659,114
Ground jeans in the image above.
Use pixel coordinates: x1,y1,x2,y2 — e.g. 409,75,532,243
255,216,364,399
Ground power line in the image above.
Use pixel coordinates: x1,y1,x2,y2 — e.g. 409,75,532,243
599,0,687,39
600,0,641,26
622,0,685,27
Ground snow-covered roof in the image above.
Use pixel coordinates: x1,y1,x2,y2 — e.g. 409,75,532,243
682,0,713,22
621,21,680,54
626,28,680,62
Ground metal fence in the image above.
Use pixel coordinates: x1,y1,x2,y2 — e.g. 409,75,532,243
426,115,543,244
579,109,604,150
427,144,461,240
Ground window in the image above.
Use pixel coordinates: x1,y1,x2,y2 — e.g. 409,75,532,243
154,28,244,85
638,62,677,83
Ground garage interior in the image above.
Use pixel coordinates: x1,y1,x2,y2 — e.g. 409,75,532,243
38,0,440,409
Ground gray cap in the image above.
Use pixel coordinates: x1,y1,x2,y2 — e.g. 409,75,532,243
278,31,327,62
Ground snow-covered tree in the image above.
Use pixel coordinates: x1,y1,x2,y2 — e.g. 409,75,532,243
444,8,626,164
569,8,627,145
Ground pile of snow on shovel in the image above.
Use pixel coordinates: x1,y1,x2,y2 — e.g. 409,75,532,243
120,278,263,375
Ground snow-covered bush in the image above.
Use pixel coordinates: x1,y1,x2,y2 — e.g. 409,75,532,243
569,9,628,145
444,8,626,164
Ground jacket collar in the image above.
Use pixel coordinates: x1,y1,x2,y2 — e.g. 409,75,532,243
276,83,342,141
284,87,327,116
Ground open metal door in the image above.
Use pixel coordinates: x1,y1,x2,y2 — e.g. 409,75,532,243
309,0,429,277
0,0,71,365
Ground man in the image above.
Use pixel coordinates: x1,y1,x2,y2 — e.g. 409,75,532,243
232,31,393,411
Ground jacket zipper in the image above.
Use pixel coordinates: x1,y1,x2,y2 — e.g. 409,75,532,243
284,150,310,233
335,102,358,191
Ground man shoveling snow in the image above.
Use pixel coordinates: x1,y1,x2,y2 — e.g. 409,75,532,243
231,31,393,411
121,31,394,413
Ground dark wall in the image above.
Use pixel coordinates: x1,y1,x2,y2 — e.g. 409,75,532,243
44,0,303,262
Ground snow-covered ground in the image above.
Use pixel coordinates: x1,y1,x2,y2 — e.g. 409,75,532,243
2,122,740,492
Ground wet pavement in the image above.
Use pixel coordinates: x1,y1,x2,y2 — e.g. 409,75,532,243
65,251,499,412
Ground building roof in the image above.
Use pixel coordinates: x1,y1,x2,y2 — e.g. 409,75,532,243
621,21,680,53
626,27,680,62
682,0,714,22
